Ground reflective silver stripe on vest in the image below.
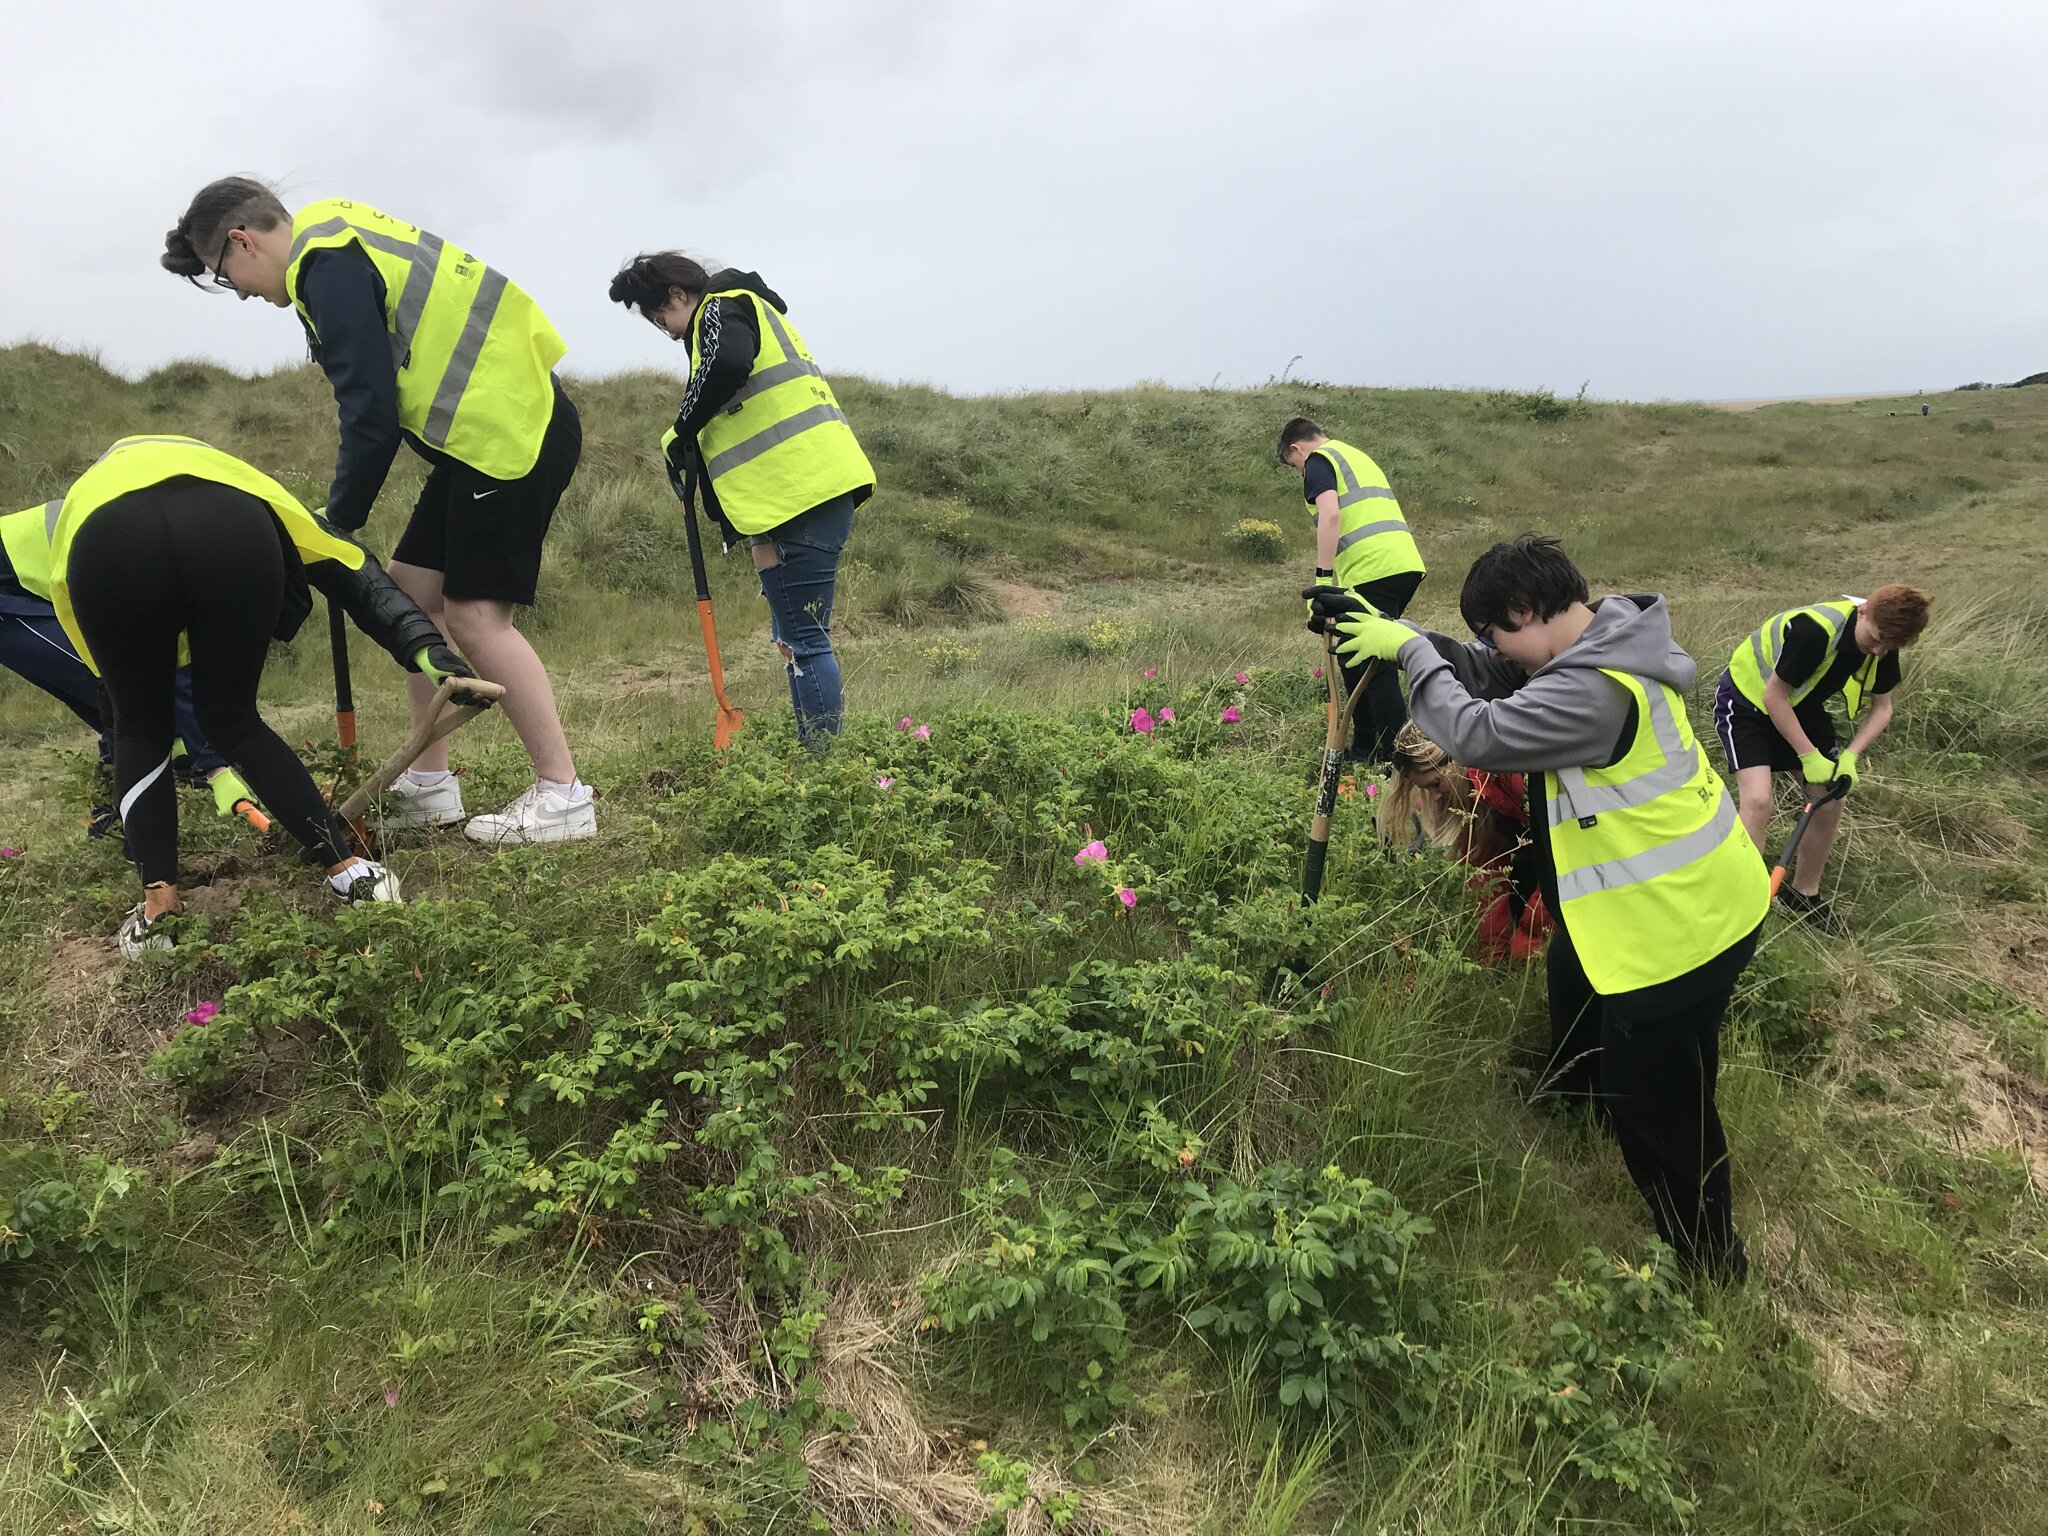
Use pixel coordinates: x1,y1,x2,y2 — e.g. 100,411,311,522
729,357,819,408
389,230,443,371
1550,682,1696,824
44,500,62,539
1554,792,1741,902
93,435,207,463
704,402,851,479
289,216,420,267
1337,485,1398,509
1335,519,1409,553
288,216,351,264
421,267,509,449
727,302,825,410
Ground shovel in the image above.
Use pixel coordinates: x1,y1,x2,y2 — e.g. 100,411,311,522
337,676,507,828
1300,635,1376,904
1769,779,1849,897
677,454,745,750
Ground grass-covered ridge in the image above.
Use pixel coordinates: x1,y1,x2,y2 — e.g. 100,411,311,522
2,345,2046,1532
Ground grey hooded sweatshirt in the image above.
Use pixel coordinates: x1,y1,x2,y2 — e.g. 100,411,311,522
1393,594,1700,944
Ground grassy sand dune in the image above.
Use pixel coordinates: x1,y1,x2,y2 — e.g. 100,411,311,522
1,345,2045,1533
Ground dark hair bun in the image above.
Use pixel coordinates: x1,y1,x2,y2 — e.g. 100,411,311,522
162,227,205,278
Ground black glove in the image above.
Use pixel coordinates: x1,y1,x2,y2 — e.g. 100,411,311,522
1302,585,1373,636
412,644,494,708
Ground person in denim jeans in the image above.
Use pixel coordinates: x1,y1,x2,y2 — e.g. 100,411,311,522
751,495,857,740
609,252,875,747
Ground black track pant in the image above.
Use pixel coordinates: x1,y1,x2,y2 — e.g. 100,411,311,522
1339,570,1424,764
1543,920,1760,1270
66,480,350,886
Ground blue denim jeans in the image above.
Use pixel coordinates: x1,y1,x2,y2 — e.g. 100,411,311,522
752,494,856,746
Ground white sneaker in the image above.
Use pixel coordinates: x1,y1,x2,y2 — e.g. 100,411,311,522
464,783,597,847
380,772,466,830
117,904,175,960
331,858,403,905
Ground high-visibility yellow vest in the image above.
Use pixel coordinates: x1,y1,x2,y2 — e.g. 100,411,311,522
662,288,874,536
285,198,566,481
1727,599,1877,720
1548,669,1769,993
0,501,60,600
1304,439,1424,587
50,436,364,675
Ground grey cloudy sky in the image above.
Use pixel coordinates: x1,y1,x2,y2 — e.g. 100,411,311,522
9,1,2045,400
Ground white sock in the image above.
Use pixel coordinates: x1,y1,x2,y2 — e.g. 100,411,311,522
402,769,454,786
328,858,374,894
539,776,590,802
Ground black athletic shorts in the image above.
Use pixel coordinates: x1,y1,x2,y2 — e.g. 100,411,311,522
1713,670,1835,775
392,377,582,604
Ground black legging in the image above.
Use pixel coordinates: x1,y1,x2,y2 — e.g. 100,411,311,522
66,479,350,885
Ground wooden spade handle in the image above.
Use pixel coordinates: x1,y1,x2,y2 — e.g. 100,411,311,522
337,676,507,821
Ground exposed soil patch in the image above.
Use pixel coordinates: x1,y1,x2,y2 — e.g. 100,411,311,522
990,580,1061,621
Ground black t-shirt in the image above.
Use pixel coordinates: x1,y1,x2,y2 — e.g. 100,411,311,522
1300,452,1338,505
1774,611,1901,705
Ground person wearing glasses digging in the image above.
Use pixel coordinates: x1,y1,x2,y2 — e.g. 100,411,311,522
1309,537,1769,1283
161,178,592,845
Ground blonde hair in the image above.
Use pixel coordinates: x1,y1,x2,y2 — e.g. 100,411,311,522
1376,723,1481,853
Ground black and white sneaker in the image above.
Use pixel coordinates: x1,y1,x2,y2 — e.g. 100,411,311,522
328,858,403,905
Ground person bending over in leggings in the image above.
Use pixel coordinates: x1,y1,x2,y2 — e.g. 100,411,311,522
48,435,486,958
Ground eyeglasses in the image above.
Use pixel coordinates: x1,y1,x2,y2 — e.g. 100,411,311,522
211,229,243,291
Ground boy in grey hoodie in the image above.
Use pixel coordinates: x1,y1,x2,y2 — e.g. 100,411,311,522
1308,537,1769,1279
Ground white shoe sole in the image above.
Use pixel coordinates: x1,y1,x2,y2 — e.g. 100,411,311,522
377,807,468,831
463,806,597,847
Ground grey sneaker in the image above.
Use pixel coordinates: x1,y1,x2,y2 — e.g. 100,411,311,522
464,784,596,847
380,772,466,830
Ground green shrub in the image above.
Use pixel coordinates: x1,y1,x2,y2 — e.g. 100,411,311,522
1496,1243,1720,1524
0,1148,149,1270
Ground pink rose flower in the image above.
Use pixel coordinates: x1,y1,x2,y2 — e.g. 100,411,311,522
897,717,916,732
1220,706,1241,724
1131,708,1155,735
914,724,931,741
876,775,895,790
0,848,18,859
1117,887,1137,909
184,1000,220,1028
1312,667,1324,680
1364,782,1379,798
1158,707,1175,724
1074,839,1108,865
1142,667,1158,679
1235,672,1250,685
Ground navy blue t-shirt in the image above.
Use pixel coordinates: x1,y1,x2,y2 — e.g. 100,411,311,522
1300,452,1338,506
